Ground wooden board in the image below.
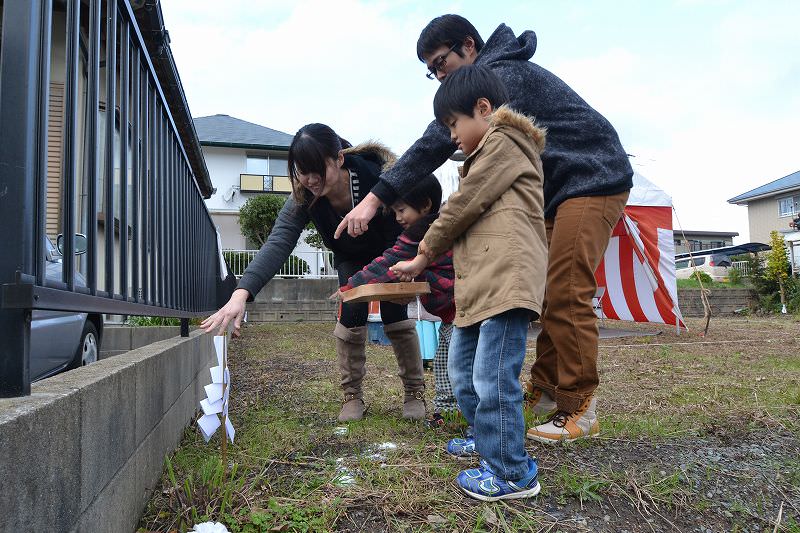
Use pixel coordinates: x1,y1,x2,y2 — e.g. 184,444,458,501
340,282,431,303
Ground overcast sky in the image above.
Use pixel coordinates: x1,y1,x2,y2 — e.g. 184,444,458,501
160,0,800,243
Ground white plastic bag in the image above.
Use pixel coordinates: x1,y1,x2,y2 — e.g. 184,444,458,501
190,522,230,533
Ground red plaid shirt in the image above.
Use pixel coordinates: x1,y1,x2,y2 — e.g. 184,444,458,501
340,215,455,323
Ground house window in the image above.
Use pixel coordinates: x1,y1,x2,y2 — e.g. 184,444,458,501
778,195,800,217
241,154,291,193
246,155,269,175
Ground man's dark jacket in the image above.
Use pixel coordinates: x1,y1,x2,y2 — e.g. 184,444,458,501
372,24,633,218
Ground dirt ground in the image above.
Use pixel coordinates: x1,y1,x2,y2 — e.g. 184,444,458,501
139,315,800,533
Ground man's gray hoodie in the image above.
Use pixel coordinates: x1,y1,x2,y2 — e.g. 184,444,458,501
371,24,633,219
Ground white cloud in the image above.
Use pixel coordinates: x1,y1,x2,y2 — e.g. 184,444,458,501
160,1,799,243
163,0,435,151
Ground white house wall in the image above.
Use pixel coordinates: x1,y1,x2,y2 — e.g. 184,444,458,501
203,146,251,212
201,145,317,254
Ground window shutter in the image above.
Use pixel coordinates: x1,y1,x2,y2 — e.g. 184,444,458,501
46,82,65,239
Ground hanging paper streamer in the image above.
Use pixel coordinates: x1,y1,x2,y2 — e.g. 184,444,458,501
197,332,235,444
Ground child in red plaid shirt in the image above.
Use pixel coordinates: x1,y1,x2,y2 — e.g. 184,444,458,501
339,175,457,423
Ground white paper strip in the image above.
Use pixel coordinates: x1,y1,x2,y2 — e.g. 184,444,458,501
225,417,235,443
205,382,224,403
216,230,228,280
201,397,224,416
214,336,225,367
198,414,221,442
210,365,224,384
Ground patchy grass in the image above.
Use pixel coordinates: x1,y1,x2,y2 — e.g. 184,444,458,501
139,318,800,532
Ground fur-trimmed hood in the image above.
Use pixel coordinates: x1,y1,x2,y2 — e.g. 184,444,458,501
490,105,546,152
343,140,397,172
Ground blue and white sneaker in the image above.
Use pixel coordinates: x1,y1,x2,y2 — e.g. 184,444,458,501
446,437,478,460
456,456,541,501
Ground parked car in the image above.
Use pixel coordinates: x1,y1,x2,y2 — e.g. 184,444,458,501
30,236,103,382
675,253,732,282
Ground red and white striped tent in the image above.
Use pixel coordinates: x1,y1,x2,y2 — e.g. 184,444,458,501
594,172,687,329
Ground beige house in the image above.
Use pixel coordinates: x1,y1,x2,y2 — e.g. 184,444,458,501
729,170,800,273
673,230,738,255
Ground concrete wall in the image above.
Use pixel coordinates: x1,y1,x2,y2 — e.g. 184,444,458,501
246,278,339,322
678,288,756,317
0,330,214,533
101,326,182,358
244,281,757,321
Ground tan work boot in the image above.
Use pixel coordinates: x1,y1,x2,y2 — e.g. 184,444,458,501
384,319,426,420
526,396,600,444
523,382,557,417
333,323,368,422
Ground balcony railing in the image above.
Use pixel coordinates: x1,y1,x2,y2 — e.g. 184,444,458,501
0,0,231,397
223,250,337,279
731,261,751,277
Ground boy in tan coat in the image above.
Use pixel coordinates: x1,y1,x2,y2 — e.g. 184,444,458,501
392,65,547,501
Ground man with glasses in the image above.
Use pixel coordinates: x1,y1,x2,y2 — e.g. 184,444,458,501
336,14,634,445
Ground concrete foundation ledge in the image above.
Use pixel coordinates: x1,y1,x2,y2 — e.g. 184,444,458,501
101,325,183,358
0,329,214,533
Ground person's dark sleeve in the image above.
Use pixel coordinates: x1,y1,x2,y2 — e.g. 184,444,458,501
236,197,309,301
371,119,457,205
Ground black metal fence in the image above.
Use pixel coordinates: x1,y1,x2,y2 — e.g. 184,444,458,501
0,0,229,397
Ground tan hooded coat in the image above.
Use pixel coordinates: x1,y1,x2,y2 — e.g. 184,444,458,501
422,106,548,327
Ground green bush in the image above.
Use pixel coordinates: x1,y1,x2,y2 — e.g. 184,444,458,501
691,271,713,284
728,267,742,285
281,254,310,276
238,194,287,247
125,316,197,327
223,250,253,273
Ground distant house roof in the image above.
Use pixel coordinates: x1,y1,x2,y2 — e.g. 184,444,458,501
193,115,294,150
673,230,739,238
728,170,800,204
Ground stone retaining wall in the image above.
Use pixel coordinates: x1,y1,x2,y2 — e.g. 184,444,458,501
677,288,755,317
0,330,213,533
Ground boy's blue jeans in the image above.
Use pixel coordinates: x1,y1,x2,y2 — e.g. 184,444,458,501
448,308,531,480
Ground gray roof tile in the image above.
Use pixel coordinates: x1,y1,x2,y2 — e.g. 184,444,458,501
193,114,293,149
728,170,800,204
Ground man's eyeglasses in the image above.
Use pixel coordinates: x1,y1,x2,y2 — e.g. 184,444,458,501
426,42,460,80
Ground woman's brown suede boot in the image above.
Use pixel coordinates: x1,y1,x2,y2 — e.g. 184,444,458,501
383,319,426,420
333,322,367,422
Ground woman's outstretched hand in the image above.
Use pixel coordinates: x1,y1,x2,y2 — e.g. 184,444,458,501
391,254,430,281
200,288,250,337
334,192,381,239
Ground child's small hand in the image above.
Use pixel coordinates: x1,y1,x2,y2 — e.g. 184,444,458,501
391,255,429,281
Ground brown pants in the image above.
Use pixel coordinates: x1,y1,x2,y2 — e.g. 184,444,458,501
530,191,629,412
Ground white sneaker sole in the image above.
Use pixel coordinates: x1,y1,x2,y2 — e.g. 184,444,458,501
526,431,600,444
460,481,542,502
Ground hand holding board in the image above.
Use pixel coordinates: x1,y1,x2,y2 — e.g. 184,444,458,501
340,282,431,303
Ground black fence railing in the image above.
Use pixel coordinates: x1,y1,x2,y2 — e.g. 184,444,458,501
0,0,230,397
